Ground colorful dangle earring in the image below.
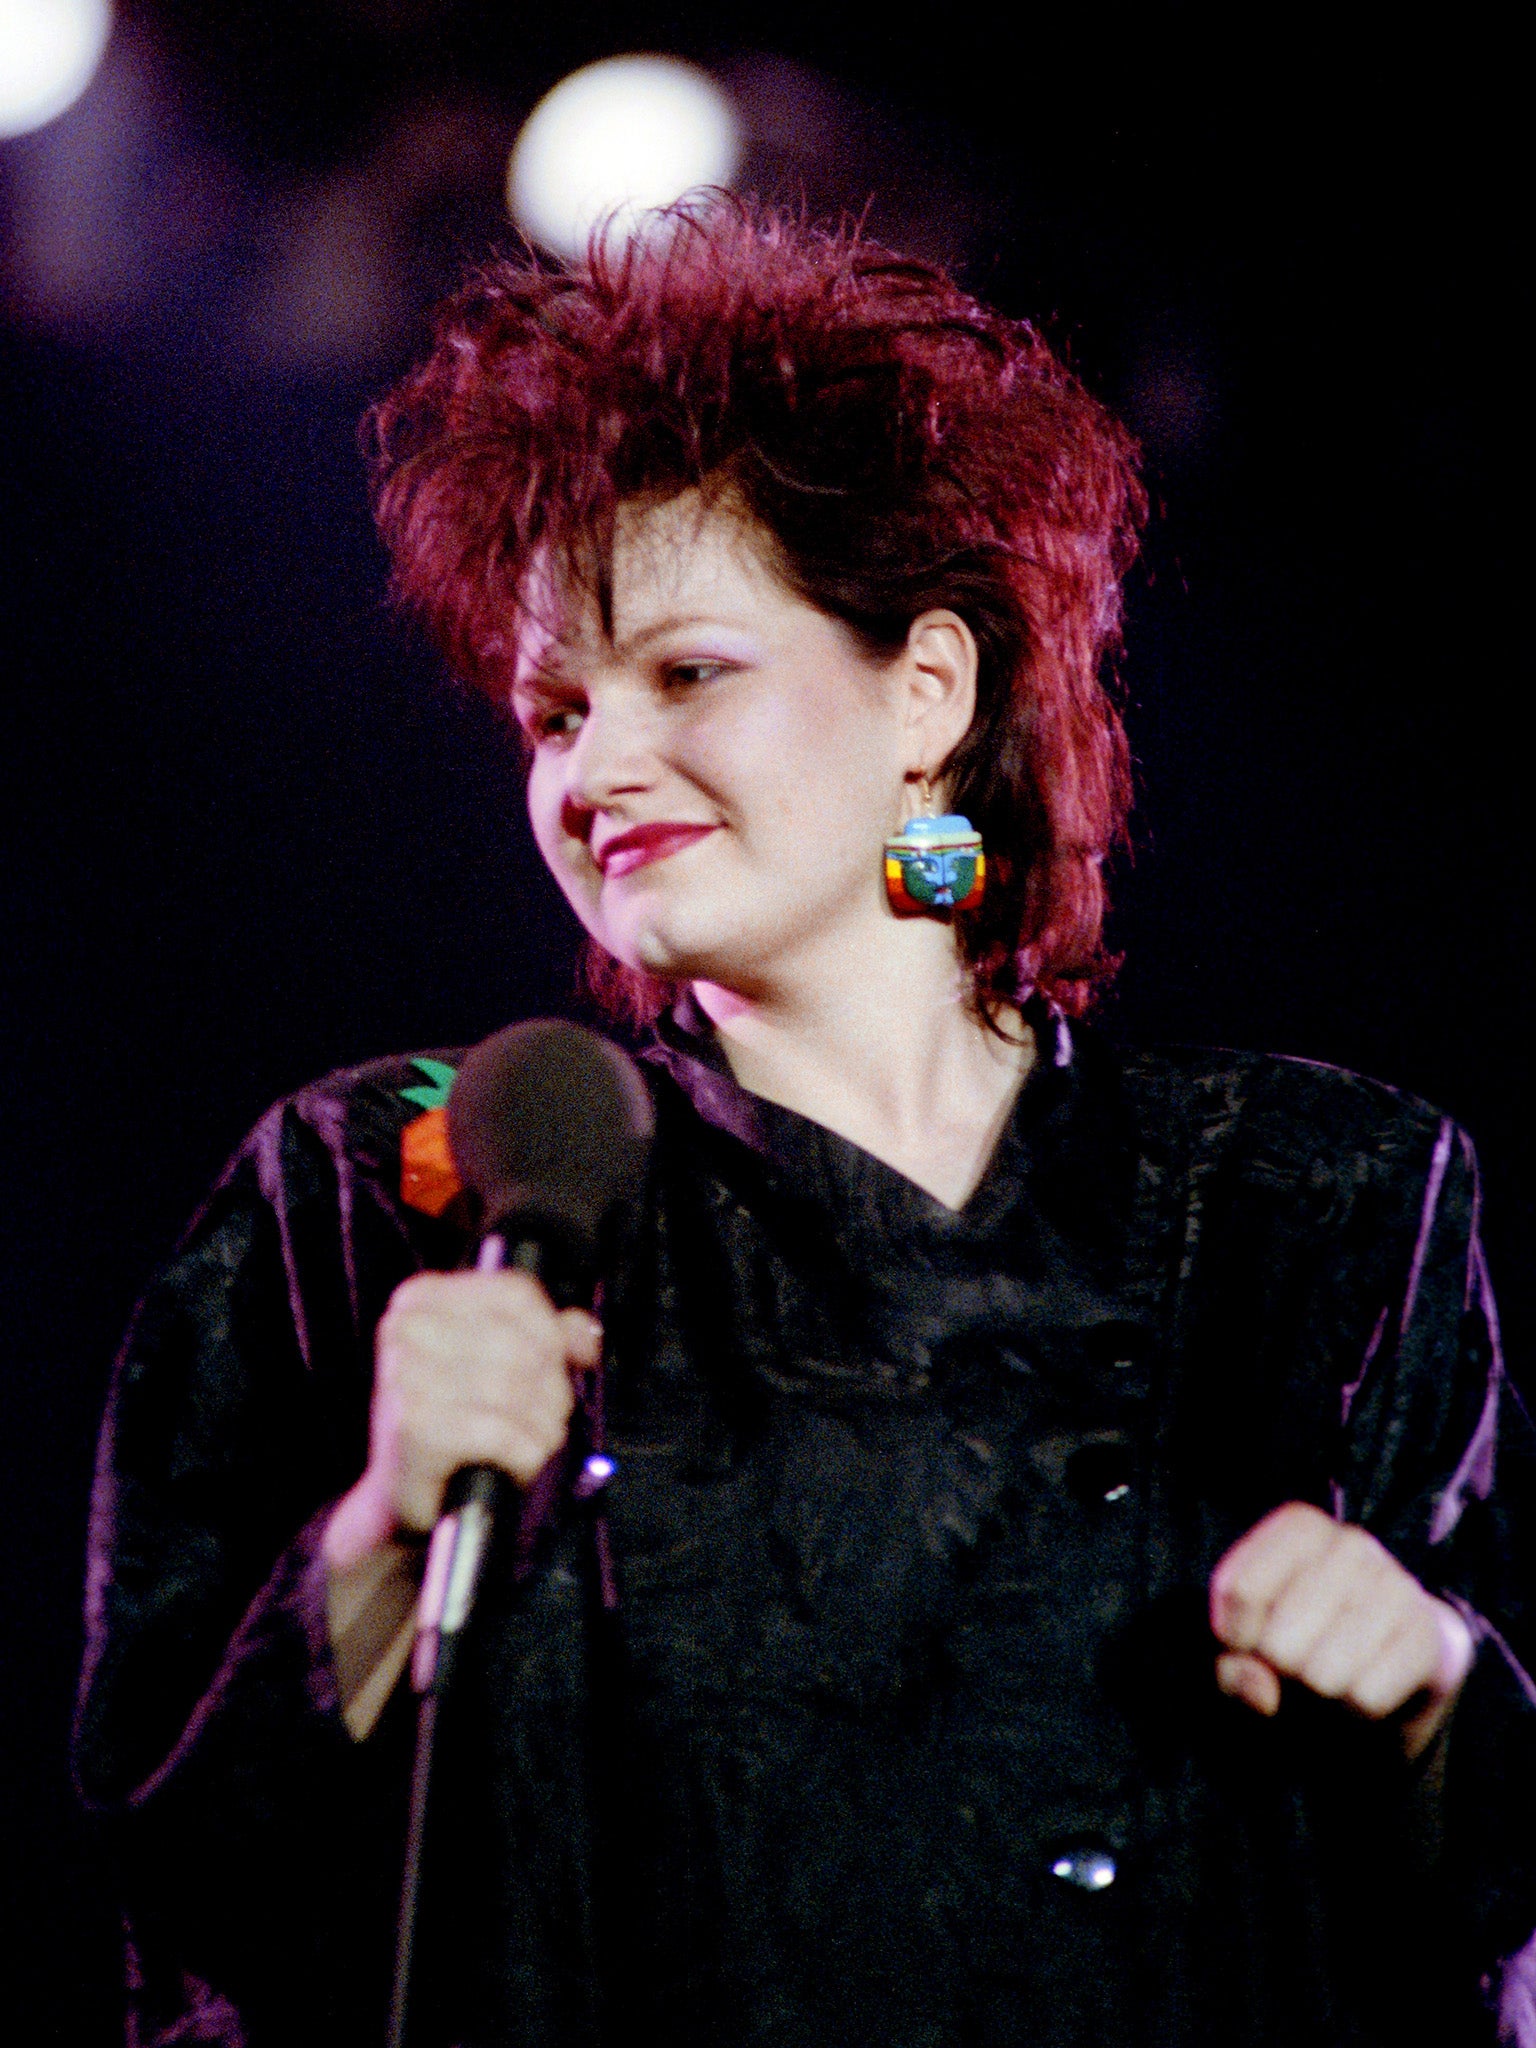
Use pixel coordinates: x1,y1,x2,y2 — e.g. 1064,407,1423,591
884,773,986,915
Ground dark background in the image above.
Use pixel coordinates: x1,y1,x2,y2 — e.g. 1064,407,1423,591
2,2,1525,2036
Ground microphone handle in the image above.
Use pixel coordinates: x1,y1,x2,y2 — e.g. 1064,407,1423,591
409,1231,532,1694
391,1230,544,2048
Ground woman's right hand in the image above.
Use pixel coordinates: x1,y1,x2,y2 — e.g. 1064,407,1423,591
321,1267,599,1734
325,1267,604,1570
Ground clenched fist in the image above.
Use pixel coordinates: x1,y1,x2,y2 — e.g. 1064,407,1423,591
326,1267,603,1569
1209,1501,1475,1761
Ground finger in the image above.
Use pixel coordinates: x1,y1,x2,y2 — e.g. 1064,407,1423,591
383,1282,575,1394
1257,1524,1398,1677
383,1349,577,1467
478,1285,600,1385
482,1266,565,1318
385,1266,546,1326
558,1308,605,1372
1215,1651,1283,1716
387,1331,575,1432
386,1267,559,1344
1346,1613,1443,1720
1290,1582,1412,1701
1432,1601,1477,1693
460,1269,571,1347
1209,1502,1339,1651
1350,1602,1472,1721
399,1400,574,1520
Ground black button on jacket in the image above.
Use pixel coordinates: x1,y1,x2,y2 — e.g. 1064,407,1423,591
74,1005,1536,2045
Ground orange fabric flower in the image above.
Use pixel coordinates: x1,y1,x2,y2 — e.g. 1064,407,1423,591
400,1106,462,1217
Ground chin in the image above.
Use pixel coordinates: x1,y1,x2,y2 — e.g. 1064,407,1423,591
600,877,834,991
604,914,709,980
627,928,688,976
607,908,755,987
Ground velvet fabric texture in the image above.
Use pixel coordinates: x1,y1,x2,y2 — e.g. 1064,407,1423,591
75,1002,1536,2044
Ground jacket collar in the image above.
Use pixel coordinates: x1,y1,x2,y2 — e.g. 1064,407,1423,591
643,986,1075,1162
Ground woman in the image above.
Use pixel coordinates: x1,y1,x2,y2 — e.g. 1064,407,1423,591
75,203,1536,2045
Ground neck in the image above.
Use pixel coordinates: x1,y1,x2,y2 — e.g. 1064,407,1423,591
691,920,1034,1208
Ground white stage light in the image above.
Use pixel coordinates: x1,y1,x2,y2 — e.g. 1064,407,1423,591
0,0,113,140
508,55,741,260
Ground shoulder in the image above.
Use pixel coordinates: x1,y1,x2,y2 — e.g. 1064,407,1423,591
1105,1034,1461,1194
199,1047,471,1230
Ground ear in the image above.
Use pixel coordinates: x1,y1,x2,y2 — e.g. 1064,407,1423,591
898,610,978,784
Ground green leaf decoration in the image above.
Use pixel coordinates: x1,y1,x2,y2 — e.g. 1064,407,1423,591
400,1056,458,1112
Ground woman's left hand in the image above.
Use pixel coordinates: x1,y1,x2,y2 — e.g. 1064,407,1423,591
1209,1501,1476,1761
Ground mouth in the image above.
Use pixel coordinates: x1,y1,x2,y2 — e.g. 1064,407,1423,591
594,821,720,879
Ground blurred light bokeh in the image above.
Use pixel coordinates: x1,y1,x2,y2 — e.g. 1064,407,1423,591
0,0,112,139
0,14,987,370
507,54,741,258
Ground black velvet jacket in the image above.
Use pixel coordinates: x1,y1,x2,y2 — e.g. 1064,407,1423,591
75,1007,1536,2046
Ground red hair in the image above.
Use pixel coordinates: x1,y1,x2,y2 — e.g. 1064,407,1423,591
368,199,1146,1020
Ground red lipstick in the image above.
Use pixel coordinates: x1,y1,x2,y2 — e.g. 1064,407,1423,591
595,821,719,878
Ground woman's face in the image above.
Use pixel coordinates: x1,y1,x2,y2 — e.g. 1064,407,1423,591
513,493,938,999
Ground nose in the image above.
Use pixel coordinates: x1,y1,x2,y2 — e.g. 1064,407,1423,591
558,683,659,834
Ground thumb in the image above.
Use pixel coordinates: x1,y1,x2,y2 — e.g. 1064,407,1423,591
1216,1650,1283,1716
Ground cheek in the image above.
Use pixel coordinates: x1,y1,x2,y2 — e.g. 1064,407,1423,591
702,680,893,835
754,699,897,853
524,758,560,864
525,761,591,903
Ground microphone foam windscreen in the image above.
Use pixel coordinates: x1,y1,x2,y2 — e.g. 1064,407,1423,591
445,1020,656,1281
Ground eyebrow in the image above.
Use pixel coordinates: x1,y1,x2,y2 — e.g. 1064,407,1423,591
510,658,576,696
515,612,753,687
613,613,748,653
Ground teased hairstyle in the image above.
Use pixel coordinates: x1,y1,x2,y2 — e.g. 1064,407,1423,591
368,199,1146,1021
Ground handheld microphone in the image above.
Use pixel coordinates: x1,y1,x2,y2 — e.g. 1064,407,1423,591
409,1019,655,1695
391,1021,653,2048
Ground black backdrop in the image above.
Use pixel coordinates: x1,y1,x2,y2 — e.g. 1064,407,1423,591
1,4,1526,2037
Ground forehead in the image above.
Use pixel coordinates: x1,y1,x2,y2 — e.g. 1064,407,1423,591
514,492,790,677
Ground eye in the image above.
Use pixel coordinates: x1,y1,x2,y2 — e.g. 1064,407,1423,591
664,658,733,688
539,706,586,740
514,696,585,746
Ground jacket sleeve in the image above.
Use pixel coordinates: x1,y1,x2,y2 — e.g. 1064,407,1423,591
72,1090,420,2043
1341,1116,1536,2007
